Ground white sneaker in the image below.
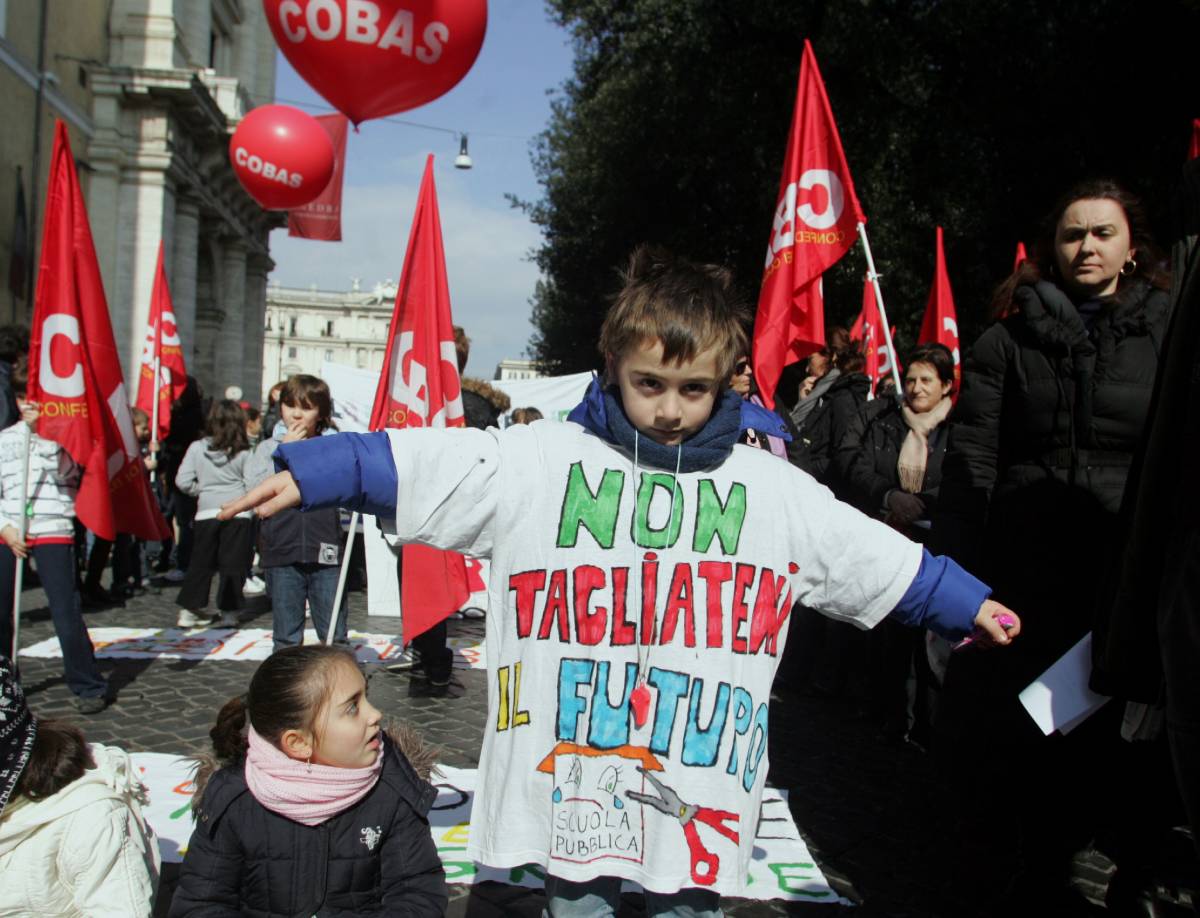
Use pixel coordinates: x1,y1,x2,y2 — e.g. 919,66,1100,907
164,569,186,583
177,609,206,628
243,575,266,596
461,606,486,620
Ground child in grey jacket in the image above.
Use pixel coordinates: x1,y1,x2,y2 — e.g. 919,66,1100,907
174,400,253,628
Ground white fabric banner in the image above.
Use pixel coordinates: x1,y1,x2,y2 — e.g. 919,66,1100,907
128,755,842,903
490,371,593,424
20,627,485,669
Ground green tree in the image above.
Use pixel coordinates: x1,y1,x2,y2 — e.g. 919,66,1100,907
519,0,1197,402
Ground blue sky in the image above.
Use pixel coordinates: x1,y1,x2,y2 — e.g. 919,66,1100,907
267,1,575,378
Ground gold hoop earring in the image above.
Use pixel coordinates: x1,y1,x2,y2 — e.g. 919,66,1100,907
1120,257,1137,276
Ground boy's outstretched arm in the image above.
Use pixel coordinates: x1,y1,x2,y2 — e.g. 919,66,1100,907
219,471,300,519
890,550,1020,647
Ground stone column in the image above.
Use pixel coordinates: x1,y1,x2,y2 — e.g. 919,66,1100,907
192,234,221,397
170,195,200,371
216,239,247,395
243,253,271,403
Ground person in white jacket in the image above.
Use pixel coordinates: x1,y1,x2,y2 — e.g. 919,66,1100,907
0,357,107,713
0,655,160,916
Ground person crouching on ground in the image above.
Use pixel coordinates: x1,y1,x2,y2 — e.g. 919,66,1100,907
169,644,446,917
221,245,1021,917
0,655,159,915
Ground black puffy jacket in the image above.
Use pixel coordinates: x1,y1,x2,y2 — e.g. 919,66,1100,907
936,277,1171,687
792,372,871,495
169,733,447,918
838,397,949,523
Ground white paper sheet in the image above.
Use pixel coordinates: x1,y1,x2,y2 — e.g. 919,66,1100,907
1018,631,1111,736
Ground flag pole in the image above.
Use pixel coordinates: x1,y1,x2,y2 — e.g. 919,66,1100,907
856,222,904,398
149,355,161,485
325,511,359,645
10,420,32,666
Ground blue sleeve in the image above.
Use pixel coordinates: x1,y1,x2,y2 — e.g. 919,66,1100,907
273,432,398,521
889,549,992,639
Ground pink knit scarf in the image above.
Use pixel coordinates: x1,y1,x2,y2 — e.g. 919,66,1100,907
244,726,383,826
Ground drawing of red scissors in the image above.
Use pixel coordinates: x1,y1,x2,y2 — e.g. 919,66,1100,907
625,766,740,886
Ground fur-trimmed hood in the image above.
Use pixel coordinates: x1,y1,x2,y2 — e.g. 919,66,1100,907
462,376,511,412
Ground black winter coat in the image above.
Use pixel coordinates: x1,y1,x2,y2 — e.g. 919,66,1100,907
936,277,1171,690
792,372,871,495
838,397,948,523
169,734,447,918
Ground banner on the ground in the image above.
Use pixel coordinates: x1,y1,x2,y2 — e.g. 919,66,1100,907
128,755,843,903
20,627,484,669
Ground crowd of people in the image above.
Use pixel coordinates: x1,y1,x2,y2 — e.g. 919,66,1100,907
0,173,1195,917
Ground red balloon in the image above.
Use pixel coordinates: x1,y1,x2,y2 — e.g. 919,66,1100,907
263,0,487,125
229,105,336,210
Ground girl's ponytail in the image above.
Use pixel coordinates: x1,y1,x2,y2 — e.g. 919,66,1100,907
210,695,249,762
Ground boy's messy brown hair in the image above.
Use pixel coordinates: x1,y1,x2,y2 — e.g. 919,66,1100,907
281,374,337,436
599,245,750,382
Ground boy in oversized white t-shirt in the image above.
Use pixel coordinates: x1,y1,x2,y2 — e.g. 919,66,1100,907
222,247,1020,916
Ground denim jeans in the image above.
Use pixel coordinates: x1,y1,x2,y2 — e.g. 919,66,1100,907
542,875,722,918
0,543,107,699
269,563,348,651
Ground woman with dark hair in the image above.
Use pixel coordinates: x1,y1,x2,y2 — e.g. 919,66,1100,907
0,657,159,915
935,179,1174,911
174,399,254,628
838,342,956,746
789,326,871,497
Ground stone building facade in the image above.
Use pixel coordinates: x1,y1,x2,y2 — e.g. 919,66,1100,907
1,0,279,400
263,279,397,399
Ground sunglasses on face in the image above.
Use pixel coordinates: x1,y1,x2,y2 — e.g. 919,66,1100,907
735,361,751,375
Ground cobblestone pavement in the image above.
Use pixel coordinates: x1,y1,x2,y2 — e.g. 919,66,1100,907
13,574,1196,917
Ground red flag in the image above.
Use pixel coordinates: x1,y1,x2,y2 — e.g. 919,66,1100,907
369,155,468,641
917,226,960,377
134,242,188,441
753,39,865,409
27,122,169,541
1190,119,1199,160
849,277,897,396
287,114,349,241
1013,240,1028,273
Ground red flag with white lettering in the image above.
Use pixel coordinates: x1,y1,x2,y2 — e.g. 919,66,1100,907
369,155,468,641
134,241,188,441
27,122,170,541
849,276,897,397
917,226,960,379
287,114,348,241
753,39,865,409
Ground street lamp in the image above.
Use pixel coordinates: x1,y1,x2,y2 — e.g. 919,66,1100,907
455,134,472,170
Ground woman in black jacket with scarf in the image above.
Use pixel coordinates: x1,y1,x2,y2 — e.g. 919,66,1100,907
839,343,956,747
934,180,1174,913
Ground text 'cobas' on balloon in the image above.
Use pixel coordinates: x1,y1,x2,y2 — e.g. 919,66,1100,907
275,0,447,62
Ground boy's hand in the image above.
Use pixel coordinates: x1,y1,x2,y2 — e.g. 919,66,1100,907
1,525,28,559
143,455,158,471
219,471,301,520
971,600,1021,646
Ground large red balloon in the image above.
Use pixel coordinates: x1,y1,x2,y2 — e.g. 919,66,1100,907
229,105,336,210
263,0,487,125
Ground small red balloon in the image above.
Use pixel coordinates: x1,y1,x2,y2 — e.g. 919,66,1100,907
229,105,336,210
263,0,487,125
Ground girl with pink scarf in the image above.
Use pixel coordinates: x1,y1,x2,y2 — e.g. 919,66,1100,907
170,645,446,917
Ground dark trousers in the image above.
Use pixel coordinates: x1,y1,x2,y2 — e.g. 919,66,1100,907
0,543,107,698
395,553,453,683
176,518,252,612
173,491,197,572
